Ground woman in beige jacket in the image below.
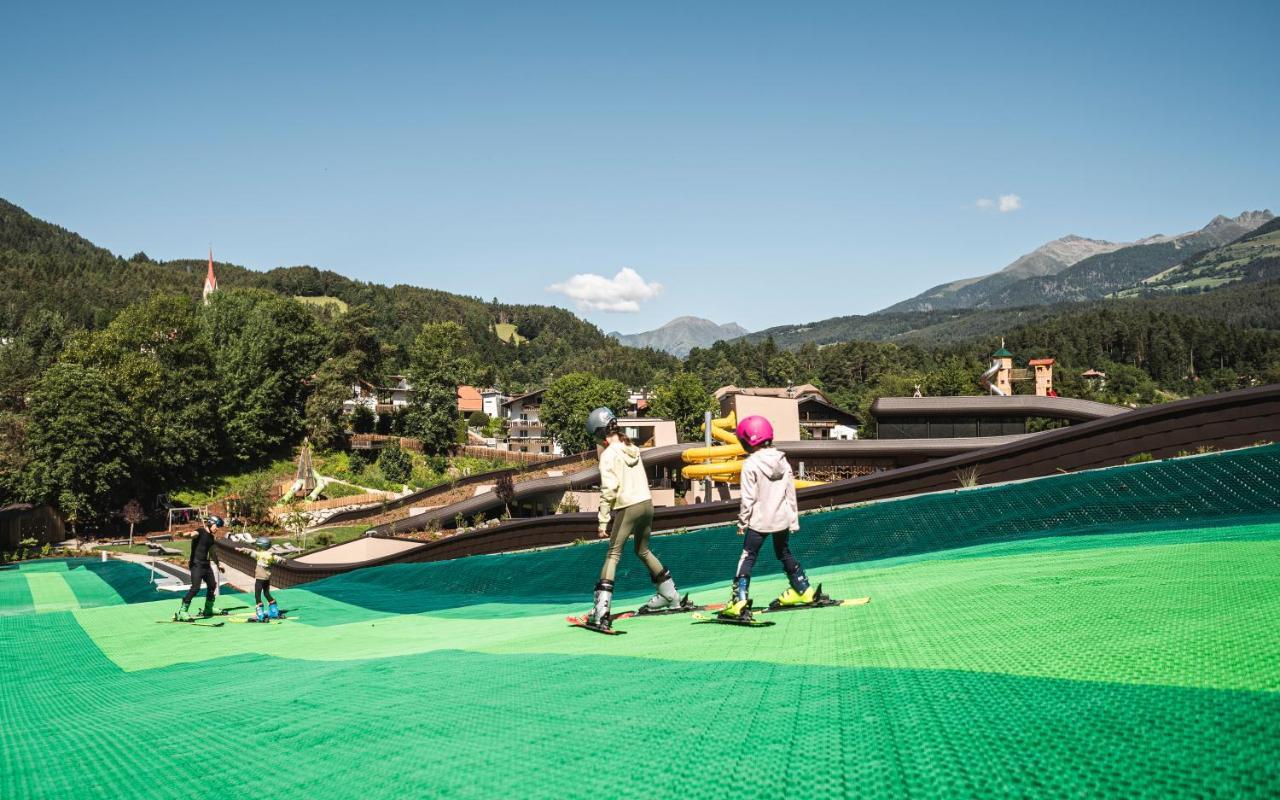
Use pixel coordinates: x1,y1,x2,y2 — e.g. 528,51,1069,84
583,406,687,632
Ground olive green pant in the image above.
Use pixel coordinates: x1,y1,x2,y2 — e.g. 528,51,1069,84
598,500,662,583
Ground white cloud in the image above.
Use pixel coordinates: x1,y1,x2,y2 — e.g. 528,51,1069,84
547,267,663,313
976,194,1023,213
998,193,1023,213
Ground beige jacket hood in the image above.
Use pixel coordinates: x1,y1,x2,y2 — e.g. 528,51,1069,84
598,441,651,529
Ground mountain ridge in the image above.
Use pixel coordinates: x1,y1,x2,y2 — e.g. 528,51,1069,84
880,210,1272,314
611,316,750,357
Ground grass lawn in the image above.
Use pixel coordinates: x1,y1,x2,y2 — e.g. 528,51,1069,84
287,525,371,551
100,540,192,557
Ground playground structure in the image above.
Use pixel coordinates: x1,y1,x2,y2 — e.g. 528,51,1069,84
280,438,327,503
681,410,825,489
979,340,1056,396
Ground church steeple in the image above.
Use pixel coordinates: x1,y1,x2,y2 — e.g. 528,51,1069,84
203,247,218,304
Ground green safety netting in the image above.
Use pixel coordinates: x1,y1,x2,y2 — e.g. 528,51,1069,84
2,446,1278,798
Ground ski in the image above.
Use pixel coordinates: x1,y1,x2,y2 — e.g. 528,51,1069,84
229,616,297,624
156,619,225,628
760,585,870,614
690,612,775,628
570,596,707,623
565,615,627,635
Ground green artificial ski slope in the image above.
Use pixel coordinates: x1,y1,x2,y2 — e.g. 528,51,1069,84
2,448,1279,798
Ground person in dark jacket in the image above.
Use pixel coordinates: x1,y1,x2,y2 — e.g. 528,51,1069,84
174,515,224,621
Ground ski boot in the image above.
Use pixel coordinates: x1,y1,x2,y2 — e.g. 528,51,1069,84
638,569,688,614
772,585,818,608
198,598,217,618
718,577,753,621
255,603,266,622
268,601,280,619
586,580,614,632
173,602,193,622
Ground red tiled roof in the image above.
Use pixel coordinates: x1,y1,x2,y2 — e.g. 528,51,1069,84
457,385,483,413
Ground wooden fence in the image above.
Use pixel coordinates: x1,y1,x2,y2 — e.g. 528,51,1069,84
348,434,423,452
453,445,561,464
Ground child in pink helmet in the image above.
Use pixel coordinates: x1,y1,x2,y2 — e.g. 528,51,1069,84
718,415,815,620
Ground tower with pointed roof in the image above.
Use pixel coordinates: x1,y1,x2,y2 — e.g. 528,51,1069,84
992,338,1013,396
202,248,218,305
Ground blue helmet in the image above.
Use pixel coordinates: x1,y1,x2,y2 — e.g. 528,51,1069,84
254,536,271,550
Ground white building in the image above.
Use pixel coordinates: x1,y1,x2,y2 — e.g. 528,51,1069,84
342,376,415,418
481,387,508,419
503,389,563,455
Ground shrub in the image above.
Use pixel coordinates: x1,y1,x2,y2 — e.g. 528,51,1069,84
351,405,376,434
377,441,412,484
348,449,370,473
955,465,982,488
1125,452,1155,464
468,411,489,428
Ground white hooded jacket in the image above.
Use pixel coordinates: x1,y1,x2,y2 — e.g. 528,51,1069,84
736,447,800,533
598,441,652,529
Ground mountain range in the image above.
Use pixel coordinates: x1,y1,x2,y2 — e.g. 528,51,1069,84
610,316,749,357
742,209,1278,350
882,210,1273,313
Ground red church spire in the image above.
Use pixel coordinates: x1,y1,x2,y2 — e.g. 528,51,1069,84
203,247,218,304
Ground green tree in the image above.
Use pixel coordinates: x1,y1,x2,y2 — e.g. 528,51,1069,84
468,410,489,428
404,322,477,455
202,290,326,462
377,440,412,484
62,294,220,489
924,357,976,397
26,363,139,522
306,353,361,448
650,371,713,442
541,373,628,454
350,404,376,434
0,410,30,504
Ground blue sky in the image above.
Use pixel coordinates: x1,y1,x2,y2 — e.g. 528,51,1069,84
2,1,1277,333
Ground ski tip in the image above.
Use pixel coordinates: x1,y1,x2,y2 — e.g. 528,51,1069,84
842,596,871,606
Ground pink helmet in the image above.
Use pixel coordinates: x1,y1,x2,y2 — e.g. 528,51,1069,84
735,415,774,448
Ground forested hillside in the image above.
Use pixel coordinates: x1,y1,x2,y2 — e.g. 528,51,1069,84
0,199,676,391
0,199,676,521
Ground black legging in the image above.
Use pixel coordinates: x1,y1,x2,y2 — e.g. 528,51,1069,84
182,563,218,604
735,529,809,593
254,579,275,605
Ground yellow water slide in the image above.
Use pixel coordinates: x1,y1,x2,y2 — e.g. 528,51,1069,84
681,412,824,488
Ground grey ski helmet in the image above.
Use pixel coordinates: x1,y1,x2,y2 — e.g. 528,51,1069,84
254,536,271,550
586,407,617,441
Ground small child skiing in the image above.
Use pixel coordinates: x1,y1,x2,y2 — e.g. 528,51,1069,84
240,536,282,621
581,406,689,632
718,415,816,621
